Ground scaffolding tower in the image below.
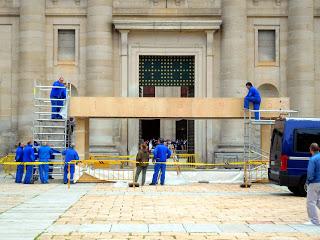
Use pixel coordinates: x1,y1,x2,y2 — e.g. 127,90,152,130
243,108,298,186
33,82,72,177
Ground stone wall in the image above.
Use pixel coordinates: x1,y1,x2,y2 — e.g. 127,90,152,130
0,0,319,159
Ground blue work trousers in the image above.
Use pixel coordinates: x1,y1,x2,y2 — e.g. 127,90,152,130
63,164,75,184
39,163,49,184
151,162,166,185
244,97,261,120
23,165,34,184
15,164,24,183
51,99,64,119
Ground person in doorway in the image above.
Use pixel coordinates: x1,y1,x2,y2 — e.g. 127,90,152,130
150,138,171,186
15,142,24,183
244,82,261,120
135,144,149,186
38,142,53,184
62,144,79,184
23,141,35,184
50,76,66,119
306,143,320,226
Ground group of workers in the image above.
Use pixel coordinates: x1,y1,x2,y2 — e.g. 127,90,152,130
14,141,79,184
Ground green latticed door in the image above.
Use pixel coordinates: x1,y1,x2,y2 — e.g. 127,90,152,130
139,55,194,87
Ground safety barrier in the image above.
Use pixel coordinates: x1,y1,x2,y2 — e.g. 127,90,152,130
0,154,16,176
88,153,200,171
0,155,270,187
77,157,136,183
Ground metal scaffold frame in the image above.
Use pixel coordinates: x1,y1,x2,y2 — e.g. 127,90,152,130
33,81,72,176
243,108,298,187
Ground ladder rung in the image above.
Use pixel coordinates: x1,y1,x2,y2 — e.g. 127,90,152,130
35,98,65,101
36,119,66,122
34,125,66,128
33,132,65,135
34,139,65,142
35,85,67,89
35,112,58,115
37,88,70,92
34,105,62,107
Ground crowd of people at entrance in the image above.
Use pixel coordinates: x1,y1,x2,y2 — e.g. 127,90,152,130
145,138,188,152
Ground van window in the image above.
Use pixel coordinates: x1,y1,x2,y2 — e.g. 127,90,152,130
271,129,282,156
294,128,320,153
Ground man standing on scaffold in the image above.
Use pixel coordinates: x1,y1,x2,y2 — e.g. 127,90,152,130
244,82,261,120
50,76,66,119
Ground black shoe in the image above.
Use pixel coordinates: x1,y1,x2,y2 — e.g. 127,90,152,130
149,183,156,185
49,176,54,179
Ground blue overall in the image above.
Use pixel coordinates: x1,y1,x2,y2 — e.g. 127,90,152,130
38,146,53,184
244,86,261,120
23,144,35,184
50,80,66,119
62,147,79,184
151,144,171,185
15,146,24,183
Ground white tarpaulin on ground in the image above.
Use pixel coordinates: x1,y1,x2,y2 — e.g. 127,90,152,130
74,166,244,185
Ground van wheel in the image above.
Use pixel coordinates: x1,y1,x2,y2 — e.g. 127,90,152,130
297,177,307,197
288,186,300,196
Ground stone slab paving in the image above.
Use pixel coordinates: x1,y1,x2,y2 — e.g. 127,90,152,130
1,180,320,240
0,182,94,240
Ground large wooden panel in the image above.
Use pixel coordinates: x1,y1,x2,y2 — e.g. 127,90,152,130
69,97,290,119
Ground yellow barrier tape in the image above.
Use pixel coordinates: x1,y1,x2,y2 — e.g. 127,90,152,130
0,159,268,167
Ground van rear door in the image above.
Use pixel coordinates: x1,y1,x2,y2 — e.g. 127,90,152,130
269,128,283,182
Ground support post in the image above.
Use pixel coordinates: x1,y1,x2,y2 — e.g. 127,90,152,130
261,125,272,159
75,118,89,160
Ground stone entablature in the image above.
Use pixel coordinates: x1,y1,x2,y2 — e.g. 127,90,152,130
113,19,222,30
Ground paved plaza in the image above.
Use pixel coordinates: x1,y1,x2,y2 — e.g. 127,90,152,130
0,178,319,240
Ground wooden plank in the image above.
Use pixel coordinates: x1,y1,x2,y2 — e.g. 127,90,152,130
69,97,289,119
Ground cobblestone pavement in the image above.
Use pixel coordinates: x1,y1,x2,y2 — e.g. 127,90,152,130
0,179,319,240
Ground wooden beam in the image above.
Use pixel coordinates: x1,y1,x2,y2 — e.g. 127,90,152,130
69,97,289,119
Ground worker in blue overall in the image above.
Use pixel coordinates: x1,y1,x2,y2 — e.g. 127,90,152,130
244,82,261,120
62,144,79,184
50,77,66,119
150,139,171,186
23,141,35,184
38,142,53,184
15,143,24,183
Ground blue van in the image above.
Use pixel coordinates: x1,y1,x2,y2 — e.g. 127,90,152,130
268,118,320,196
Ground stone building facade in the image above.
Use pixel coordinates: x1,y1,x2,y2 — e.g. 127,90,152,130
0,0,319,162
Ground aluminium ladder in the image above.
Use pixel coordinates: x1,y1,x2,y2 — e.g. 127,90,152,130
33,82,72,177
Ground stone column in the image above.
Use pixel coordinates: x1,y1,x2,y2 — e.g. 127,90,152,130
220,0,247,148
86,0,114,150
205,30,218,163
288,0,314,117
18,0,46,142
120,30,129,155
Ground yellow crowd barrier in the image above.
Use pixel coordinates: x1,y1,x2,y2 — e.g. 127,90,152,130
0,155,269,187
